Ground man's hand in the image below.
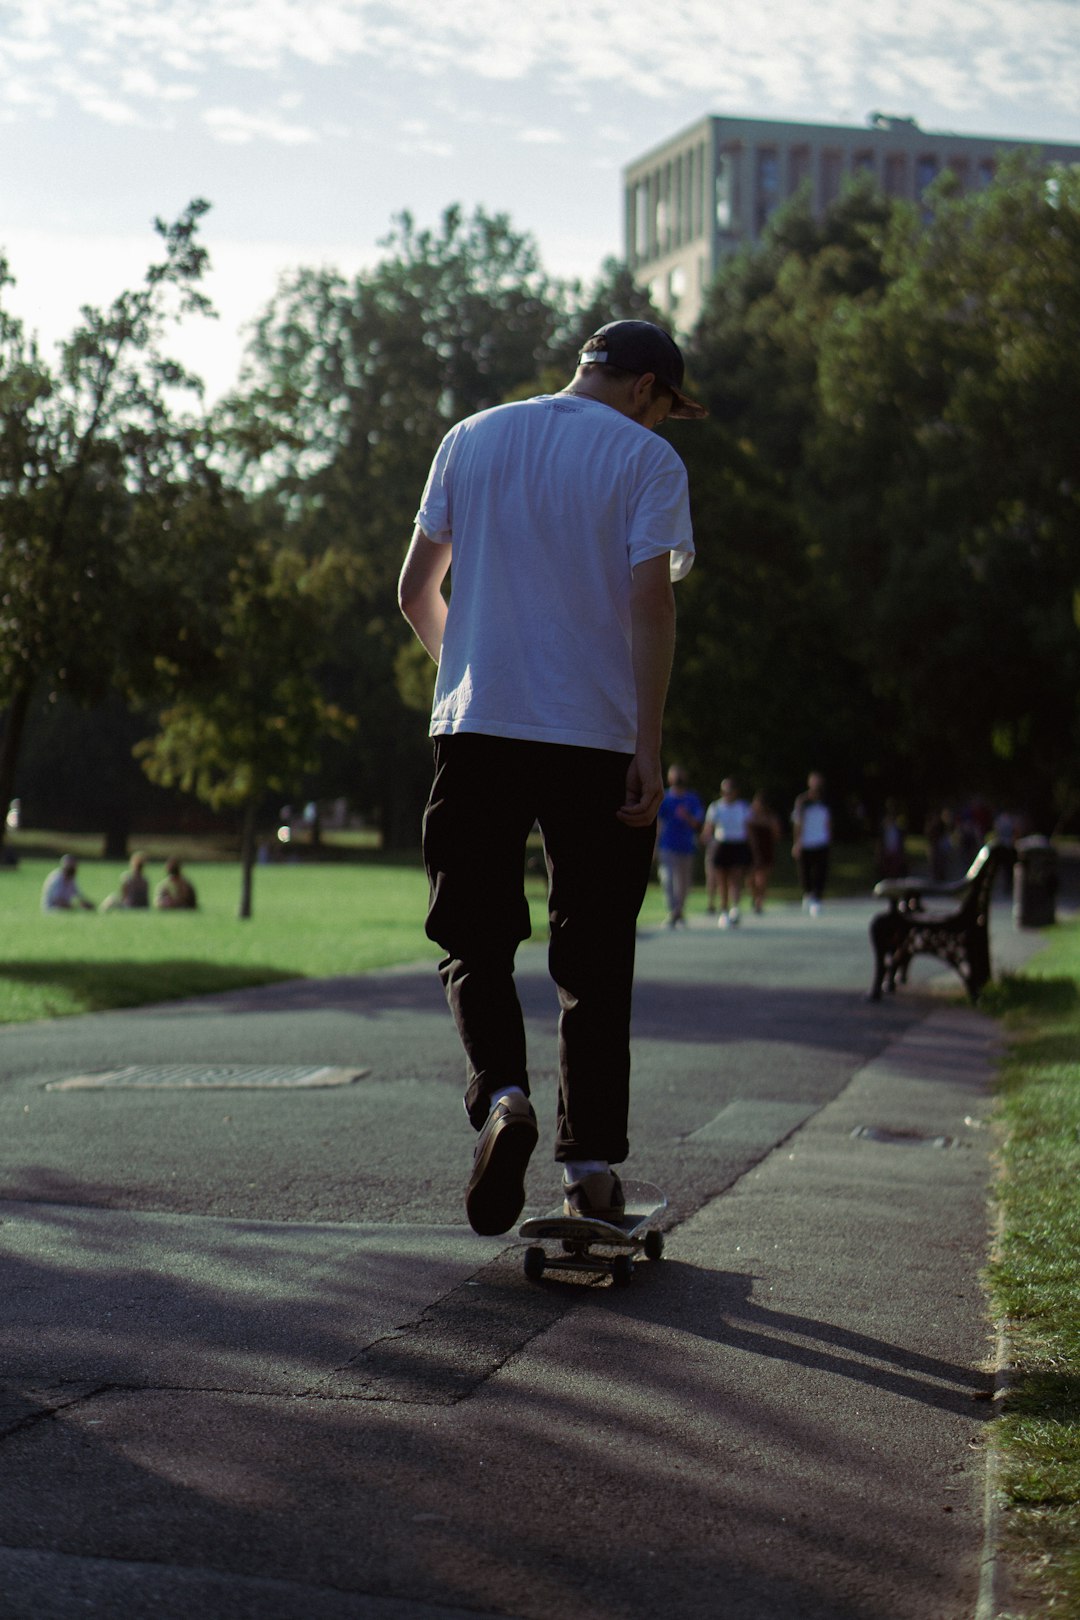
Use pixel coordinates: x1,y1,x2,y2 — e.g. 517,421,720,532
617,750,664,827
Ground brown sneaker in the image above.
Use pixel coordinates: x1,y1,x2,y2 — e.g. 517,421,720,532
465,1093,538,1235
562,1169,625,1221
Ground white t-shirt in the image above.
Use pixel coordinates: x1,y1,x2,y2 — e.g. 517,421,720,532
795,801,831,848
415,393,695,753
705,798,751,842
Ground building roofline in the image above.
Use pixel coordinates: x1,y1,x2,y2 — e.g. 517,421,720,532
622,110,1080,176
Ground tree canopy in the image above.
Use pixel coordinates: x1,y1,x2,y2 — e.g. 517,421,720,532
3,173,1078,870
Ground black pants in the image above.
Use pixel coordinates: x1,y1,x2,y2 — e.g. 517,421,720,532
422,734,656,1163
798,844,829,901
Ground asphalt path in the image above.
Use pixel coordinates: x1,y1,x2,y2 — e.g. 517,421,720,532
0,894,1047,1618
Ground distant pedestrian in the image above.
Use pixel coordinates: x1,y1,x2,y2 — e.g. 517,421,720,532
792,772,831,916
41,855,94,912
925,808,953,881
746,792,782,914
702,779,752,927
875,801,907,881
656,765,703,926
155,857,198,910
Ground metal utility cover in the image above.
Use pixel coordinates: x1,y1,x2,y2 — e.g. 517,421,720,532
45,1064,370,1092
851,1124,953,1149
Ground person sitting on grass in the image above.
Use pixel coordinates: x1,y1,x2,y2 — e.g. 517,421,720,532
99,852,150,911
41,855,95,912
155,856,198,910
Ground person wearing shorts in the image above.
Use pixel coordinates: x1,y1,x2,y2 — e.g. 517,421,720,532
701,779,751,927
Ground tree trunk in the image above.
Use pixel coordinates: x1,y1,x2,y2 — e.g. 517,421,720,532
0,677,34,855
238,798,257,919
101,803,131,861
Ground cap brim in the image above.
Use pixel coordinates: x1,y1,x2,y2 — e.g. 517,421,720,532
668,387,708,421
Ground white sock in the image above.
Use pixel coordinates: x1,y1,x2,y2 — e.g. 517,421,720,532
563,1159,609,1184
489,1085,527,1112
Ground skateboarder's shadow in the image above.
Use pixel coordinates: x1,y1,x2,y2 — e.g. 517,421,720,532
619,1261,993,1418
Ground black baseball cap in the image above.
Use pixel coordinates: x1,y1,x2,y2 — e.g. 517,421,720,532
578,320,707,419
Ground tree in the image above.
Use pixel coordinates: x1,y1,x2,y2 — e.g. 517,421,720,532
0,201,218,853
811,156,1080,821
137,539,357,917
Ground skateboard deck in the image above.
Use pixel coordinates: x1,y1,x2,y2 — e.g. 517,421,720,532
518,1180,667,1285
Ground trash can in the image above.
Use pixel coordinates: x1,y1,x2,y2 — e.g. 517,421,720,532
1013,835,1058,928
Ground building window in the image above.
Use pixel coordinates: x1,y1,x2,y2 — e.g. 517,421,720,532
715,152,734,230
884,152,907,197
789,145,812,196
656,195,670,250
755,148,780,232
821,150,843,206
977,158,995,188
916,154,940,220
634,180,651,259
949,156,971,189
853,149,875,174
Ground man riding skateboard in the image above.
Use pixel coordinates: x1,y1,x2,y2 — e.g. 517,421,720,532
398,320,704,1234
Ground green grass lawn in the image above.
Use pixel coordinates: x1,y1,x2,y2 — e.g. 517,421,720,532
983,921,1080,1615
0,855,446,1022
0,834,881,1025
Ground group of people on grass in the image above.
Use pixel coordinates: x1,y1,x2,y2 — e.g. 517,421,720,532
656,767,831,929
41,853,198,913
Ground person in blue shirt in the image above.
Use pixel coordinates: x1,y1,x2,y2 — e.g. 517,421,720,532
656,765,703,926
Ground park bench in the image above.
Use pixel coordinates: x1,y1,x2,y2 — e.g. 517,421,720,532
868,842,1007,1003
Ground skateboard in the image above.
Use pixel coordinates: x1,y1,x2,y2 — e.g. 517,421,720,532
518,1181,667,1286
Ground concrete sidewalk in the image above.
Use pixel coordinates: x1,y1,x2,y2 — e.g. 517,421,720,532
0,897,1051,1618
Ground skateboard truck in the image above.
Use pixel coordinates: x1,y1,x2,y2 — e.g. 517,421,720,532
518,1181,667,1285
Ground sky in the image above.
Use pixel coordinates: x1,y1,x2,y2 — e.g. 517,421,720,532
2,0,1078,401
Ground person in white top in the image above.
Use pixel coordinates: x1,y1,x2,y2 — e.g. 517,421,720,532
792,771,832,916
41,855,94,912
398,319,705,1235
701,779,752,927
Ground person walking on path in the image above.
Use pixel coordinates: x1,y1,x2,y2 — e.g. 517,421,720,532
792,770,832,916
701,779,752,928
657,764,703,927
398,319,704,1235
746,791,782,914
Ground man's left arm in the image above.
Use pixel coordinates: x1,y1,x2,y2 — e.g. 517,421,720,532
618,553,676,827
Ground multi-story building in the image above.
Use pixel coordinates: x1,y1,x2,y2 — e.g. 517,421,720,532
625,112,1080,332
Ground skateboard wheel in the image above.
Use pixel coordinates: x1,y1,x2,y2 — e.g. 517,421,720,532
644,1229,665,1261
523,1246,546,1281
611,1254,634,1287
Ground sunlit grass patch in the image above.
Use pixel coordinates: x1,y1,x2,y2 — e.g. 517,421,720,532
987,924,1080,1613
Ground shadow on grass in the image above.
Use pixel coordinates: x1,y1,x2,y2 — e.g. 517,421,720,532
981,972,1080,1019
0,960,300,1017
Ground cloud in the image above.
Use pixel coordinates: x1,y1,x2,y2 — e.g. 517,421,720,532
517,127,566,145
1,0,1078,143
203,105,319,144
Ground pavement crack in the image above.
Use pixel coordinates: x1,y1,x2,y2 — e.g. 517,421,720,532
0,1382,111,1441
